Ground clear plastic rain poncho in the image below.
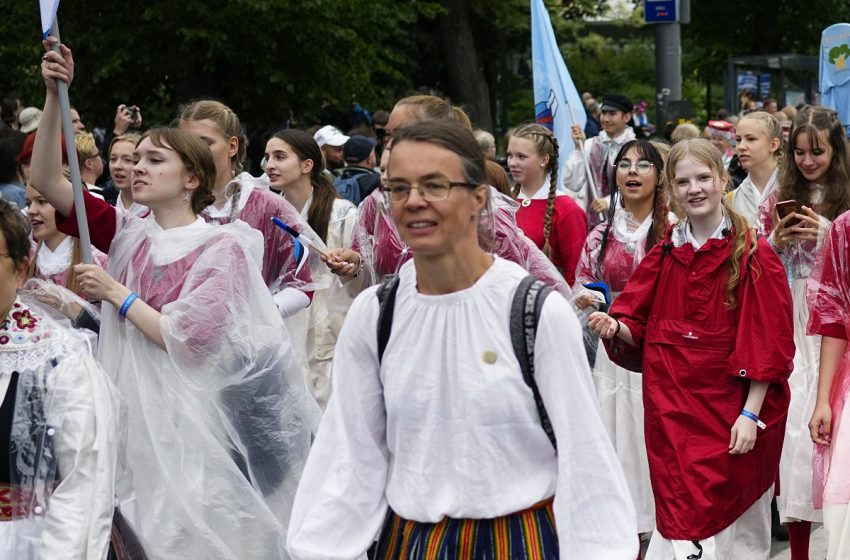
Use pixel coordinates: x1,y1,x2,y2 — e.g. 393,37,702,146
1,292,118,560
98,212,318,559
759,188,831,280
203,172,332,295
807,211,850,509
294,199,359,408
572,208,666,369
350,187,570,296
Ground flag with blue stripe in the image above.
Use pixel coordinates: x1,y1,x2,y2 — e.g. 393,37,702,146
39,0,60,38
531,0,586,185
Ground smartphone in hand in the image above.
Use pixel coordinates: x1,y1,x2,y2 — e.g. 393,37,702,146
775,200,800,227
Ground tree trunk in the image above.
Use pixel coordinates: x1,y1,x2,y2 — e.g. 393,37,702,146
437,0,493,131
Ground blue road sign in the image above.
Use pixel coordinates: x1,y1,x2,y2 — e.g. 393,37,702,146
645,0,678,23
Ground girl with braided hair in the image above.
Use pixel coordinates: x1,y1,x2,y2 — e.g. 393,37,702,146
176,100,328,319
508,123,587,286
589,138,794,559
574,139,671,537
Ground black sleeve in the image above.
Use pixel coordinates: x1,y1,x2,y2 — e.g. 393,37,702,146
74,307,100,334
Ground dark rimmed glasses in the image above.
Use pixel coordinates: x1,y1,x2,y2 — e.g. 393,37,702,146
381,179,480,204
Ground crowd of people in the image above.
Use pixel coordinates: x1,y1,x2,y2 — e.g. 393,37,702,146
0,36,849,560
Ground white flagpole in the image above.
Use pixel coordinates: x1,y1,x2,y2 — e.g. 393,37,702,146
47,19,93,263
567,104,605,223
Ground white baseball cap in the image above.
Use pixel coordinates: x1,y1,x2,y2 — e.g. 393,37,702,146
19,107,43,133
313,125,349,148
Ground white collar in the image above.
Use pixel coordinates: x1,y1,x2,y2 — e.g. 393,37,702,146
116,194,149,217
672,214,730,249
738,168,779,206
36,237,74,276
516,176,562,200
598,127,636,146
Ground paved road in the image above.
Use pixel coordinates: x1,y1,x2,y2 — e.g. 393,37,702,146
638,525,826,558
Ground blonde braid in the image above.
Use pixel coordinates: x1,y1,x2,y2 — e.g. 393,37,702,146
723,199,758,309
65,238,84,294
542,157,558,259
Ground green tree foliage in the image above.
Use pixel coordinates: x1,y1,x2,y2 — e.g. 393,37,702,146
0,0,439,127
2,0,846,136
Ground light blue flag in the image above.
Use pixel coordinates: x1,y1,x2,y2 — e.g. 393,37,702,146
40,0,60,38
531,0,586,185
820,23,850,137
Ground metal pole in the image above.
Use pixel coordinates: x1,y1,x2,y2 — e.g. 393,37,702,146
567,105,604,223
48,19,93,263
654,21,681,127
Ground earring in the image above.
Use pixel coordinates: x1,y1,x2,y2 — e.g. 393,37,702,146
183,191,190,204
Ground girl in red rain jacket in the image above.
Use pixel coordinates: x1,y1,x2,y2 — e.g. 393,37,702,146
589,138,794,560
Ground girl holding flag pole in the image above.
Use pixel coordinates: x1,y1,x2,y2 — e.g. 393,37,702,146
31,40,316,559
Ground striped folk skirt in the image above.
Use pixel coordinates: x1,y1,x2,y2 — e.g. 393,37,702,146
373,498,558,559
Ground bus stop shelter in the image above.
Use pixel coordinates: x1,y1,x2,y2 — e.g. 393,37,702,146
724,54,818,113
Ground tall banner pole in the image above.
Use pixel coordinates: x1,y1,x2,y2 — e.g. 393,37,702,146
567,104,604,223
47,19,93,263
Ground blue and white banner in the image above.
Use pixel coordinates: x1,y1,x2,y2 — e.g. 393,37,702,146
39,0,60,38
531,0,585,183
820,23,850,136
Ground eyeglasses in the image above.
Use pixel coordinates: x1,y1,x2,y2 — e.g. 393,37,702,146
381,179,479,204
616,160,655,174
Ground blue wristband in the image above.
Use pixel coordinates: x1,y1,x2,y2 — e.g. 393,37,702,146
740,409,766,430
119,292,138,318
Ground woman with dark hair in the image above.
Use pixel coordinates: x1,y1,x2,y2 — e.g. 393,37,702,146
288,119,637,559
30,40,315,558
264,129,358,407
265,129,357,247
574,139,670,538
761,105,850,559
0,197,118,559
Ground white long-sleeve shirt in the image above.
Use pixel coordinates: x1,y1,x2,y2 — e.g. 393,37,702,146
729,168,778,227
287,257,638,559
564,128,636,211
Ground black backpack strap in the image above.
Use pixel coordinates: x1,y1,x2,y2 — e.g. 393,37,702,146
510,275,556,451
376,275,401,364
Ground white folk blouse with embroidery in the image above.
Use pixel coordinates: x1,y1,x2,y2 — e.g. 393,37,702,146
288,257,638,559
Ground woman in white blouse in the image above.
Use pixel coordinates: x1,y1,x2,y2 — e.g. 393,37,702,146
287,120,638,559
